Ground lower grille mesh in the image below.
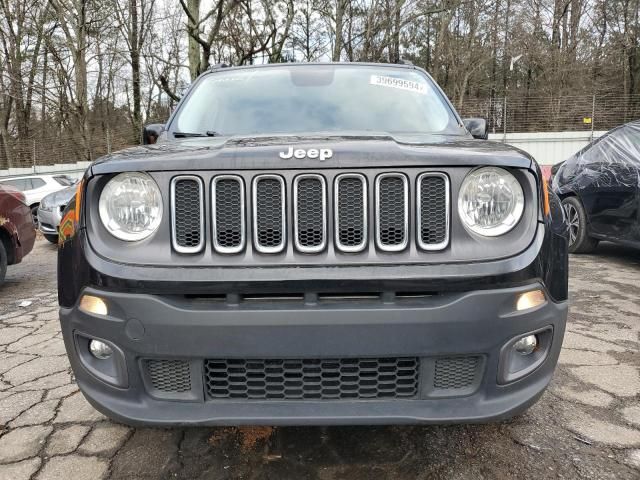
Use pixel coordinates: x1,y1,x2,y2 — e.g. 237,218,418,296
145,359,192,393
433,356,480,390
204,357,419,400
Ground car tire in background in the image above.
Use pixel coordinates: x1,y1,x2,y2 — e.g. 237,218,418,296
0,240,7,284
562,196,599,253
30,204,39,227
44,234,58,244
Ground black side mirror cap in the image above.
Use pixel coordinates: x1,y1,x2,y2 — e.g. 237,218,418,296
463,118,489,140
142,124,165,145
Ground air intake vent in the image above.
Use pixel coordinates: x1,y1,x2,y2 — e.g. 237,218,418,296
253,175,286,253
294,175,326,253
145,359,192,393
376,173,408,251
335,174,367,252
171,176,204,253
204,357,419,400
417,173,449,250
433,356,480,390
212,175,245,253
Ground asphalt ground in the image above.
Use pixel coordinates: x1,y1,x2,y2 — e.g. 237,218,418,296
0,238,639,479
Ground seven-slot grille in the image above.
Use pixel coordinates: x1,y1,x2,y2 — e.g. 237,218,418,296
170,171,449,255
203,357,419,400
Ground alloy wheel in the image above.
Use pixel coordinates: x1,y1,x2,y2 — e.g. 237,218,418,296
565,203,579,247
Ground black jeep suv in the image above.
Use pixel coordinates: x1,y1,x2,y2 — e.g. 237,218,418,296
58,63,568,426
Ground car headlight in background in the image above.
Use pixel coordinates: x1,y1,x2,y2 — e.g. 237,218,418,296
458,167,524,236
99,172,163,241
38,199,51,211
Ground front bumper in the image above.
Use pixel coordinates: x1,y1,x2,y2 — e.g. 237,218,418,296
37,206,63,235
60,283,567,426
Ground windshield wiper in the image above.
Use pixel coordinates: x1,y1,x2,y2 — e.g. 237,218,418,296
173,131,221,138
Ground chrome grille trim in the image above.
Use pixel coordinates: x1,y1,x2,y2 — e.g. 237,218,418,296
293,174,327,253
375,173,409,252
416,172,450,251
334,173,368,253
252,174,286,254
170,175,205,254
211,175,246,254
169,170,451,257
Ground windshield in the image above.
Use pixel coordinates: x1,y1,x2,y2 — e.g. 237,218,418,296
170,65,459,137
54,175,75,186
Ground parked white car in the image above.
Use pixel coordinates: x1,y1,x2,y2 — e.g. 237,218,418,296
37,185,76,243
0,174,75,223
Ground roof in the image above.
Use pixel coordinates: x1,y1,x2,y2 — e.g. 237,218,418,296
206,61,420,75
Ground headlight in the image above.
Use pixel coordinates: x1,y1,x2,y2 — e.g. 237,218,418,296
458,167,524,236
99,172,163,241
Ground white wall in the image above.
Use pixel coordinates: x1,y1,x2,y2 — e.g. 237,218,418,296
0,130,605,177
489,130,606,165
0,161,91,179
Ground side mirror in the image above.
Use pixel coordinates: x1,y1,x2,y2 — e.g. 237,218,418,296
142,123,165,145
463,118,489,140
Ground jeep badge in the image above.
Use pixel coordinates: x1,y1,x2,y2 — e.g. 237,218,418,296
279,147,333,161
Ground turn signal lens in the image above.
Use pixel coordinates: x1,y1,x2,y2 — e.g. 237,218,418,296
79,295,108,316
542,177,551,217
75,179,84,223
516,289,546,311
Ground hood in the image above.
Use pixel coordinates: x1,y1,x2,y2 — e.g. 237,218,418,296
90,133,534,175
41,185,76,207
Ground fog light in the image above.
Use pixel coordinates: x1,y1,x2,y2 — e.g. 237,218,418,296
79,295,108,316
516,289,546,311
89,340,113,360
514,335,538,355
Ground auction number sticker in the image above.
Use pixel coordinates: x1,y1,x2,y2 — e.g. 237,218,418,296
370,75,427,94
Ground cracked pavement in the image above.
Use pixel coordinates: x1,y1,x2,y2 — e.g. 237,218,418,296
0,238,639,479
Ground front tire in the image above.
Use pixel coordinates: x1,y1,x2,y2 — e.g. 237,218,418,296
0,240,7,285
30,204,39,227
562,196,598,253
44,234,59,244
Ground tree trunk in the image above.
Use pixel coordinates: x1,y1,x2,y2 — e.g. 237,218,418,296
332,0,345,61
187,0,201,80
130,0,142,142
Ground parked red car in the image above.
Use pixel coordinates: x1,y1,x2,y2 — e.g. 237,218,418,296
0,184,36,284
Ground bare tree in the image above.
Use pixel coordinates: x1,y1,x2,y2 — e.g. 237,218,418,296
179,0,241,79
1,0,640,170
113,0,156,140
